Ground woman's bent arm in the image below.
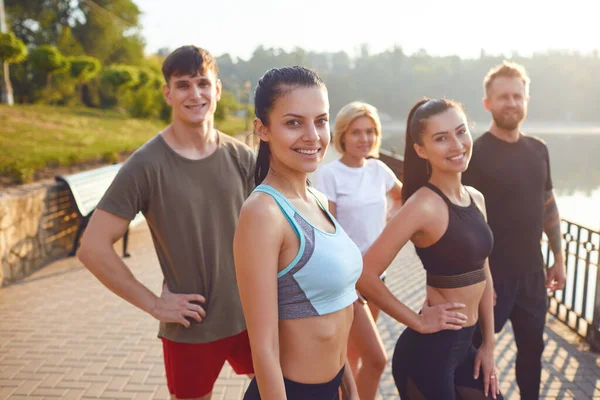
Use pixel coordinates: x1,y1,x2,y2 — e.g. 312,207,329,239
474,259,498,398
358,193,467,333
478,261,496,348
234,195,287,400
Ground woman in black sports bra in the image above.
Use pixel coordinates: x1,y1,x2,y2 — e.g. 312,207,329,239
357,98,502,399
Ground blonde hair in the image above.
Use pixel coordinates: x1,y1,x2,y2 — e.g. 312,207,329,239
483,60,531,98
333,101,382,157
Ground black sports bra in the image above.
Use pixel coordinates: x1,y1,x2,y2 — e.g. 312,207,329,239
414,183,494,289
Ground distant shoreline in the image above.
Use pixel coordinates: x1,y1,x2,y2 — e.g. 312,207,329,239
380,121,600,136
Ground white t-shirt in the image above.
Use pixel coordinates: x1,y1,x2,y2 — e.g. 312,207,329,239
314,158,396,255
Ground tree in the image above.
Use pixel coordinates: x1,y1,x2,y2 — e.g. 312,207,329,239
126,67,162,118
6,0,83,46
28,45,70,103
69,55,101,102
99,64,139,108
0,32,27,105
331,51,351,72
6,0,144,64
214,90,239,122
57,26,84,56
6,0,143,104
73,0,144,65
100,64,139,88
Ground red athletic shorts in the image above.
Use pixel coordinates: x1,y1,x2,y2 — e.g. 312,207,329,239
161,330,254,398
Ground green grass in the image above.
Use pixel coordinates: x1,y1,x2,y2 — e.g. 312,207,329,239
0,105,249,184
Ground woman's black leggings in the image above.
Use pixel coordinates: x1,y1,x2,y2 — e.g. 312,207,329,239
243,366,344,400
392,325,503,399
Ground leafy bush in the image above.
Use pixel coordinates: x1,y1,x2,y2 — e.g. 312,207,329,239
101,65,140,88
2,162,36,184
29,45,70,77
0,32,28,64
28,46,70,103
70,56,102,84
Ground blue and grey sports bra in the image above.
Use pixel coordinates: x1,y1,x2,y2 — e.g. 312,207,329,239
415,183,494,289
253,184,363,320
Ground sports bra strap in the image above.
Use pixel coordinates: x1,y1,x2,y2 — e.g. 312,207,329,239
307,187,334,217
424,182,474,207
253,185,303,244
424,182,450,204
254,184,335,224
253,184,296,217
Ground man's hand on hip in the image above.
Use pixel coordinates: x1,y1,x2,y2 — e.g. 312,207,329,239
150,283,207,328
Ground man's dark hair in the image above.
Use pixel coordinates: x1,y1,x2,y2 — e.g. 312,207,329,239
162,45,218,84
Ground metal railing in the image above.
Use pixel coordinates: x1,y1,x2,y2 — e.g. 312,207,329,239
544,221,600,350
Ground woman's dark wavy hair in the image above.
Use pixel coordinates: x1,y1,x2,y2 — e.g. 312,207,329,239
253,66,326,186
402,98,465,203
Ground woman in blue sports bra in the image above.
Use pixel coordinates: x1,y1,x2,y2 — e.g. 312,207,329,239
357,99,503,399
234,66,362,400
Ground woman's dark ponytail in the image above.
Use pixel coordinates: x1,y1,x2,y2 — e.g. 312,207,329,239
255,140,271,185
402,99,431,203
401,98,463,203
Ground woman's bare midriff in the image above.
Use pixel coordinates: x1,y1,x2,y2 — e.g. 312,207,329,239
278,306,353,384
426,280,487,326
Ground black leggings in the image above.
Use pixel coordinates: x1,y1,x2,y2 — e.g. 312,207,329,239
243,367,344,400
393,325,503,400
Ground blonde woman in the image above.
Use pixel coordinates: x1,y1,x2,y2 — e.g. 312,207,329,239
315,101,403,400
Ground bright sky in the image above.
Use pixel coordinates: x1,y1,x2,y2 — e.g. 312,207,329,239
138,0,598,60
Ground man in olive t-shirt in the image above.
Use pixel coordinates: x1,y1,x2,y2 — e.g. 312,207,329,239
78,46,255,400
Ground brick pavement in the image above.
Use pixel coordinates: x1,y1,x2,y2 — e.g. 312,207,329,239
0,223,598,399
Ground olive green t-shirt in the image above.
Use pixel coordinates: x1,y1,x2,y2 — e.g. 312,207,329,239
97,131,255,343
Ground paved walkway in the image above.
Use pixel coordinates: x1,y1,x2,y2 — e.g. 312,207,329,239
0,224,598,399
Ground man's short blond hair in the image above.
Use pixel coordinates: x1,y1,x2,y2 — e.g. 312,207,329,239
333,101,382,157
483,60,530,98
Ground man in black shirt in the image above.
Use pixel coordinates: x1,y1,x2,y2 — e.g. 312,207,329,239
463,61,566,400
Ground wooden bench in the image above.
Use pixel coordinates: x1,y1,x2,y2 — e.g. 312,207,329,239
55,164,145,258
